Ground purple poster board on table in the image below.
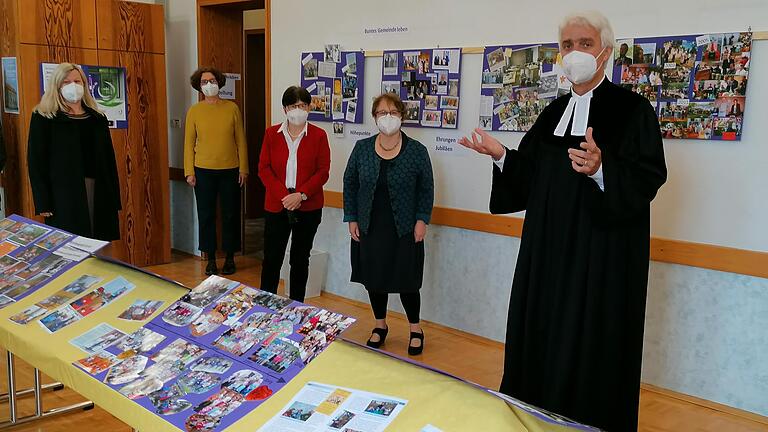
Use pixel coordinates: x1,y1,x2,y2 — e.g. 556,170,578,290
75,276,356,432
0,214,99,305
300,51,365,124
479,43,565,132
610,31,752,141
380,48,462,129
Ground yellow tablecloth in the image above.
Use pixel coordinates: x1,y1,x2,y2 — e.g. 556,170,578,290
0,258,578,432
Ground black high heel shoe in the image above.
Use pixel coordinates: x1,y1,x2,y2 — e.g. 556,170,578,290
408,330,424,355
205,260,218,276
366,327,388,348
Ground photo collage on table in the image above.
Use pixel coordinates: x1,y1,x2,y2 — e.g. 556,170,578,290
0,215,91,307
37,276,135,333
611,32,752,140
74,275,356,432
479,43,567,132
381,47,462,129
301,45,365,139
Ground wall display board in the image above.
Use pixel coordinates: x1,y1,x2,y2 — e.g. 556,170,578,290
301,50,366,124
611,31,752,140
380,48,462,129
73,275,356,432
479,43,567,132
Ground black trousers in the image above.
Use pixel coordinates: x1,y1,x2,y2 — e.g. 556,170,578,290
194,167,241,254
368,291,421,324
260,209,322,302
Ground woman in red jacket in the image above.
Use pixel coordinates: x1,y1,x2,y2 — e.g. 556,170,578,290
258,86,331,301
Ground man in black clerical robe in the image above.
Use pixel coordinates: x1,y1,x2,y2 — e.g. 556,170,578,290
461,12,667,432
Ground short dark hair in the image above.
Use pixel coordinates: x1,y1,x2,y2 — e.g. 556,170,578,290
190,67,226,92
282,86,311,107
371,93,405,117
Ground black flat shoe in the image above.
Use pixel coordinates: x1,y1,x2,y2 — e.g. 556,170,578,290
221,259,236,275
366,327,388,348
408,330,424,355
205,260,218,276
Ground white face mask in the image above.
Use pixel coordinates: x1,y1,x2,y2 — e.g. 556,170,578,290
60,82,85,103
376,114,401,136
201,82,220,97
286,108,309,126
561,47,606,85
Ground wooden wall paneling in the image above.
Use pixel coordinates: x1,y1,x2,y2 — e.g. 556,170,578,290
0,0,21,215
197,4,244,114
16,44,99,218
95,0,164,54
97,49,170,265
19,0,97,49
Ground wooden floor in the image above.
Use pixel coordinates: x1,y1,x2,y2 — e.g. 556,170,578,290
0,252,765,431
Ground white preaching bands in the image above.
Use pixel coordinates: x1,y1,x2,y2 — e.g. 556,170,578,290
278,121,308,189
494,76,605,191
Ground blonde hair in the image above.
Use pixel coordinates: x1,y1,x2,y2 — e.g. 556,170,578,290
559,11,615,51
33,63,103,118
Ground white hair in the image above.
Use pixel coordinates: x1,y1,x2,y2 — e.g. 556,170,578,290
558,11,615,50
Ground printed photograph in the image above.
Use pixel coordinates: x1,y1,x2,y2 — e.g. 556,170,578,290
364,400,398,416
281,401,316,422
303,59,318,80
383,52,398,76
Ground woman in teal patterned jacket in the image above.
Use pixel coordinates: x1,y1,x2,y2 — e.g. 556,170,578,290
343,93,434,355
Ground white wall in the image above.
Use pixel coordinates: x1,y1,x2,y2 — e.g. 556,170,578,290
164,0,200,255
271,0,768,416
270,0,768,253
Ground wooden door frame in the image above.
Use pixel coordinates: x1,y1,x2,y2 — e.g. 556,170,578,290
194,0,271,258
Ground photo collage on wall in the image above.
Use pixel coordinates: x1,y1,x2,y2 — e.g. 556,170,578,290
479,43,568,132
380,48,462,129
300,45,365,139
611,32,752,140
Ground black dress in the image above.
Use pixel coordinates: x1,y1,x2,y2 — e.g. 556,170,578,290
350,143,425,294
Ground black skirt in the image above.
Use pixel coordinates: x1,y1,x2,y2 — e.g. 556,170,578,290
350,157,424,293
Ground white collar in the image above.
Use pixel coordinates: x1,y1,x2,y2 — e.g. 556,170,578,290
554,75,606,137
278,121,308,138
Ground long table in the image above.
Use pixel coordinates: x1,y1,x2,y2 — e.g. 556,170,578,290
0,257,582,431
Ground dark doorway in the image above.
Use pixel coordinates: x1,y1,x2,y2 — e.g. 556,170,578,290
243,29,267,257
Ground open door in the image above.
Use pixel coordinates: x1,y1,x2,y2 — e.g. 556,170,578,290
243,29,267,256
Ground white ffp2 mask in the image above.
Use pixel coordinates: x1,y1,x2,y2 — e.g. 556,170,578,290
286,108,309,126
561,47,606,85
376,115,401,136
201,82,220,97
60,82,85,103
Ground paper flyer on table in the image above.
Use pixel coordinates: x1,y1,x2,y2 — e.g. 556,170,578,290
257,382,407,432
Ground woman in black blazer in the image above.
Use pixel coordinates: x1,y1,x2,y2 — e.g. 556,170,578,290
27,63,121,240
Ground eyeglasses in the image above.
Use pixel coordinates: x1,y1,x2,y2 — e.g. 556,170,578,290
201,79,218,85
375,110,401,118
286,103,308,110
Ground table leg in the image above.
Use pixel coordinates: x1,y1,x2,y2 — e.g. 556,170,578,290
6,351,16,424
0,352,95,429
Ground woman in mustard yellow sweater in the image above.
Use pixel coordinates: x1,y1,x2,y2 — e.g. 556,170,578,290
184,67,248,275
